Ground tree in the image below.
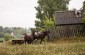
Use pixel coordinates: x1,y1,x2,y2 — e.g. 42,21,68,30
82,1,85,24
35,0,70,28
0,32,4,38
3,27,12,33
0,26,3,32
0,26,4,38
83,1,85,10
35,20,42,28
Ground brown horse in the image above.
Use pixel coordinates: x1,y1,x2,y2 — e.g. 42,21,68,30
23,30,50,44
32,30,50,44
23,33,33,44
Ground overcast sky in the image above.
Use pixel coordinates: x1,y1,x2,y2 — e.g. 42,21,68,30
69,0,84,10
0,0,84,28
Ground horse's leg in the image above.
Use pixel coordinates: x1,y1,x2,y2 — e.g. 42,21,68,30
24,40,26,44
33,39,38,43
30,40,33,44
47,35,50,41
29,40,32,44
40,38,44,44
27,40,30,44
31,39,34,44
32,37,38,43
40,39,43,44
27,39,32,44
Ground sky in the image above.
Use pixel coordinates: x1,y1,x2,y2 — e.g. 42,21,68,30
68,0,85,10
0,0,85,28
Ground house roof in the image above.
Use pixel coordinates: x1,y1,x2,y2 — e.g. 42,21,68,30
54,10,83,25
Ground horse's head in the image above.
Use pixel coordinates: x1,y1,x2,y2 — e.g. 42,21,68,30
31,30,36,36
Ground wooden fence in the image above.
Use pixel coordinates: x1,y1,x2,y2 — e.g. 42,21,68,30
48,24,85,40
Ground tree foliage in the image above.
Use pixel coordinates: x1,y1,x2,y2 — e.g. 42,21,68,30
0,26,3,32
82,12,85,23
0,26,29,39
35,20,42,28
82,1,85,24
35,0,70,28
83,1,85,9
43,16,55,28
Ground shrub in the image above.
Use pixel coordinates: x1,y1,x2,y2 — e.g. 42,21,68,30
43,16,55,28
4,33,11,41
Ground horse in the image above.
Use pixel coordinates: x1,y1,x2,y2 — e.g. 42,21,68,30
32,30,50,44
23,33,33,44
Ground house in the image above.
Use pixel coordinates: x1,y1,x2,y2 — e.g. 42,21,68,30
52,9,85,37
54,10,83,25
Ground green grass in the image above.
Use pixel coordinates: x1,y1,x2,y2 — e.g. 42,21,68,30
0,37,85,55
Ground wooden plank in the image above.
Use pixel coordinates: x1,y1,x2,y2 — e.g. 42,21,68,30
12,40,24,44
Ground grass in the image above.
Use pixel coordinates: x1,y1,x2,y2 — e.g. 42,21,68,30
0,37,85,55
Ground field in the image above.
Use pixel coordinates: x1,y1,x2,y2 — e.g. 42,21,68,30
0,37,85,55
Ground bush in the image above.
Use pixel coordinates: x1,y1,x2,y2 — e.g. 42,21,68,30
82,12,85,23
43,16,55,28
0,32,4,38
4,33,11,41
